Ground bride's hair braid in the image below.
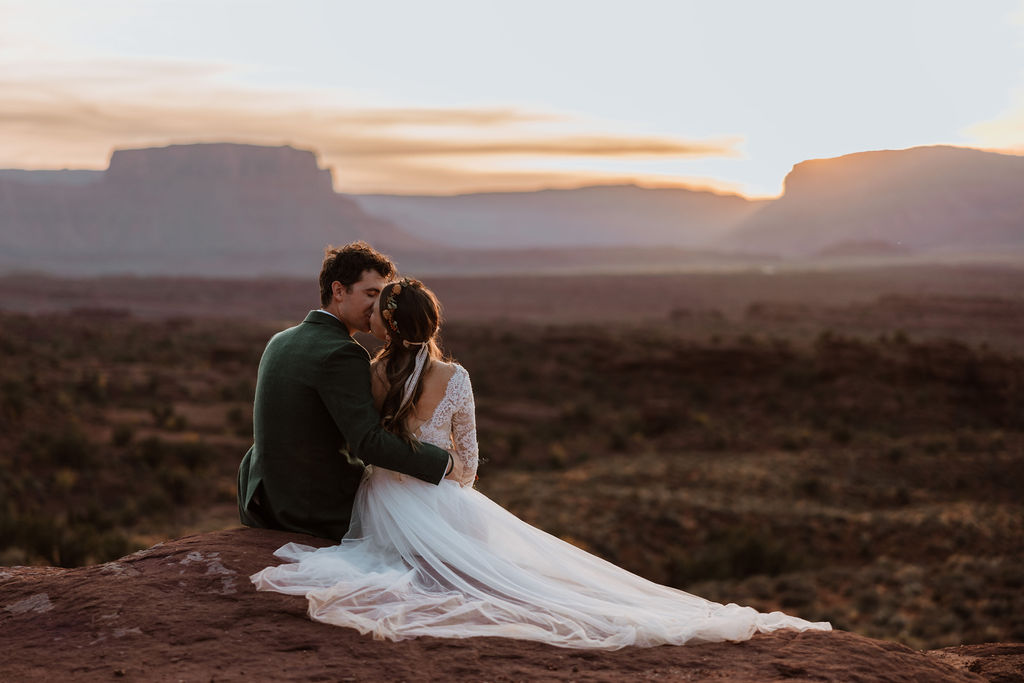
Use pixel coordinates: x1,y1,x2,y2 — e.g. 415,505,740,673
373,278,444,444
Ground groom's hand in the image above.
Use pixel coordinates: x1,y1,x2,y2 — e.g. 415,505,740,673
443,452,467,483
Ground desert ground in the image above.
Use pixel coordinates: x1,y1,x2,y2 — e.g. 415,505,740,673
1,263,1022,653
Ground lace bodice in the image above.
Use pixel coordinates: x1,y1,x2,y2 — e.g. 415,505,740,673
413,364,478,487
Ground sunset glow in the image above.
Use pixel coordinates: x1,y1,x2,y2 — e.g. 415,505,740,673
1,0,1022,197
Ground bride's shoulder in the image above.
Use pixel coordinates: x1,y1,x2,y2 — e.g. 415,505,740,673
430,360,470,386
430,359,462,378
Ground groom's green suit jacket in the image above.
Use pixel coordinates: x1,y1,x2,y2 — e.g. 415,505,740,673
236,310,449,540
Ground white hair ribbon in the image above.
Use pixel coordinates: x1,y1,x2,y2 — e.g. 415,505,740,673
398,343,429,414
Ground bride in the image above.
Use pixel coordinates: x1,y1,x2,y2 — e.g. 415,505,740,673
250,278,832,649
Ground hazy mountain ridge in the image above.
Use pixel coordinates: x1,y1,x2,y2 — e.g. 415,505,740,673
352,185,766,249
1,142,1021,276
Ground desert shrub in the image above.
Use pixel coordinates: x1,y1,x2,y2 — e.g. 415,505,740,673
776,575,818,608
173,441,217,471
886,445,905,462
955,431,980,452
506,430,524,459
114,498,140,527
43,427,94,469
694,417,731,451
780,364,817,390
830,425,853,444
218,378,254,402
795,476,824,499
921,435,952,455
19,515,61,564
150,403,174,428
559,401,594,427
546,442,569,469
0,505,17,549
158,466,195,505
138,488,173,517
111,424,135,448
137,436,167,469
778,428,812,452
166,414,188,431
226,405,246,425
0,379,27,423
607,426,630,451
638,401,678,437
226,405,252,437
74,369,108,404
891,486,911,507
668,527,803,585
209,346,251,365
54,525,135,567
688,382,711,404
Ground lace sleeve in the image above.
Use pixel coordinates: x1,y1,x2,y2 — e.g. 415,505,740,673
450,366,479,487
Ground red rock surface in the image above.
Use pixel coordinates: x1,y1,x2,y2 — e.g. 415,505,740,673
1,528,1018,682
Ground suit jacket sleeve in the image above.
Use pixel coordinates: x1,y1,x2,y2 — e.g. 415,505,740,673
316,343,449,484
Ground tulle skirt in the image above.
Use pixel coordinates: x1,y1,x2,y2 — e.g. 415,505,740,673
250,468,832,649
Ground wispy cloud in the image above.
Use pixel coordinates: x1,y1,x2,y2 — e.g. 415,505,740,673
316,107,565,128
317,156,749,196
0,56,742,193
316,135,739,159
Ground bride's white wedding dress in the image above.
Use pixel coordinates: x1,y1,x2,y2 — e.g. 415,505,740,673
251,364,831,649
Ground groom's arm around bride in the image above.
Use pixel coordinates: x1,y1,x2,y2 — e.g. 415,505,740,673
236,242,450,541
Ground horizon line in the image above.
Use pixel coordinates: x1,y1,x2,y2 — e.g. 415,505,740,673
4,141,1021,202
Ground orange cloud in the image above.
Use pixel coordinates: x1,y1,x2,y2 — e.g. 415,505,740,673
318,156,748,196
317,107,565,128
0,59,743,194
315,135,739,159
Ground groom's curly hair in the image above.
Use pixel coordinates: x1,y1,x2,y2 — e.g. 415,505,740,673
319,242,396,306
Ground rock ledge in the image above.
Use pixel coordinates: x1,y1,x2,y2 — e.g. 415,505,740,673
1,529,1019,681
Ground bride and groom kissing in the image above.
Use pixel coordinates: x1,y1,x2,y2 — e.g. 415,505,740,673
237,241,831,648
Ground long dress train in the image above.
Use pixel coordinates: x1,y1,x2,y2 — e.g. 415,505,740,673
251,364,832,649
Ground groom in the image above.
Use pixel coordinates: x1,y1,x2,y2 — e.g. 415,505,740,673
237,241,452,540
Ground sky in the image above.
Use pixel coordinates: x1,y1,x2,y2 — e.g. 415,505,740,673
1,0,1023,197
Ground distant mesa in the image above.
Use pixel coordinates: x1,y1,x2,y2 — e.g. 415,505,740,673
104,143,333,194
0,169,102,186
0,143,426,277
722,145,1024,256
351,184,766,250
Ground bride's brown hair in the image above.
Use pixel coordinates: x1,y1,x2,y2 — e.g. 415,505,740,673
374,278,444,445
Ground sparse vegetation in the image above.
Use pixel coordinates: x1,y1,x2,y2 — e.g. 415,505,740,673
0,277,1022,649
0,311,271,567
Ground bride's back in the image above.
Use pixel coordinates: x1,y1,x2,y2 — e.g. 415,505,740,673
371,359,457,433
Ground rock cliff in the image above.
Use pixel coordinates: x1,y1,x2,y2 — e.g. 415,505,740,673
724,146,1024,255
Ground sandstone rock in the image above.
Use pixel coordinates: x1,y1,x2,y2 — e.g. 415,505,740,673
723,145,1024,255
2,528,1015,681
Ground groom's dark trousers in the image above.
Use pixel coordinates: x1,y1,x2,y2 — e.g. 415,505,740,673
237,311,449,540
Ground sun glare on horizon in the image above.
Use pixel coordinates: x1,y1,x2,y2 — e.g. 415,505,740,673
0,0,1022,197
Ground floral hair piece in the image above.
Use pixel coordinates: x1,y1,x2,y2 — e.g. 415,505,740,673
381,278,417,336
